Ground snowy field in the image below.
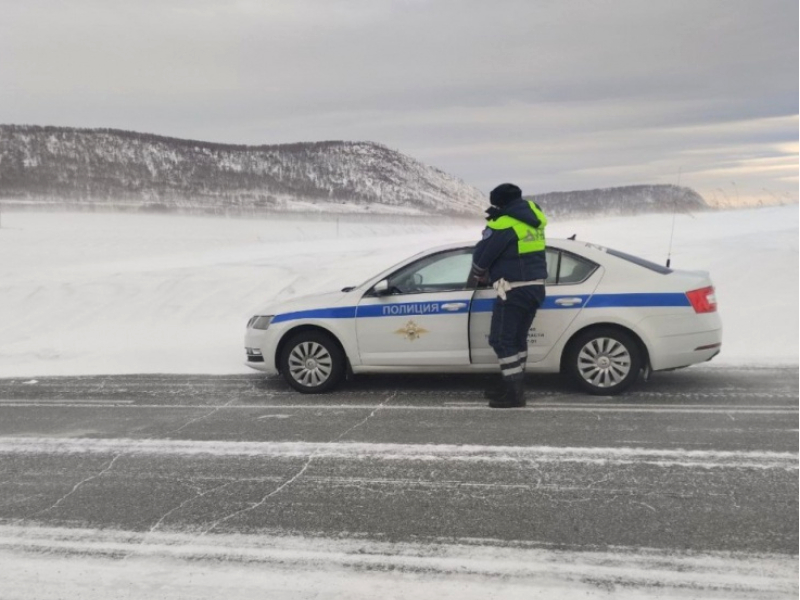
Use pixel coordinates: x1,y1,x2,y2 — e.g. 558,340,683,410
0,204,797,376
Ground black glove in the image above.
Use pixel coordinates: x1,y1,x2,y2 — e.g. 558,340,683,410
466,265,488,288
485,206,502,221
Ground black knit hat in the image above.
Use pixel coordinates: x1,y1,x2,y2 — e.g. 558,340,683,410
489,183,522,207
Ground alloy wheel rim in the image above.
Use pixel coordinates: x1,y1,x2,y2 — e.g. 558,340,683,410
288,341,333,387
577,337,631,388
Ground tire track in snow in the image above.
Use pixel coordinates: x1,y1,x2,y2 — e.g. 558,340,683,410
2,437,795,470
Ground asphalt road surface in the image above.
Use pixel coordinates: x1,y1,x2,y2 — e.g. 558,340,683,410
0,366,797,599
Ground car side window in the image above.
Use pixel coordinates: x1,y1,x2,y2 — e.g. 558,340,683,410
547,249,598,285
545,249,560,285
387,249,474,294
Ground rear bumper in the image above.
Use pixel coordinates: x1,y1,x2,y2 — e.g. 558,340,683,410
652,334,722,371
639,313,723,371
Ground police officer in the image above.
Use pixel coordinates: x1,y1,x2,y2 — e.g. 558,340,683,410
467,183,547,408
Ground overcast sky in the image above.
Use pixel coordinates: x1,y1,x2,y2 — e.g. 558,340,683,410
1,0,797,203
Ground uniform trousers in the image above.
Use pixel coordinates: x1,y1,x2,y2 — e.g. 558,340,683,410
488,284,546,382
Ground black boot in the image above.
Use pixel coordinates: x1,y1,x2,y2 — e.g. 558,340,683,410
515,378,526,407
483,377,504,401
488,378,526,408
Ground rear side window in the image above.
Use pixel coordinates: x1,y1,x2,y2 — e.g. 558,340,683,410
546,249,598,285
605,248,673,274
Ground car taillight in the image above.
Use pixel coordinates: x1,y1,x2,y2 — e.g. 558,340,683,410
686,286,717,313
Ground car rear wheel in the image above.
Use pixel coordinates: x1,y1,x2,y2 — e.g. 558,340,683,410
279,331,345,393
565,328,642,395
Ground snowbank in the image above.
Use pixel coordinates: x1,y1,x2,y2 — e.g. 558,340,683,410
0,205,796,377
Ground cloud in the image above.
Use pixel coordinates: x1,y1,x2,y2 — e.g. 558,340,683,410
0,0,796,200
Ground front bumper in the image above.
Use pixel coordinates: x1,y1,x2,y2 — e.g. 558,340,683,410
245,347,264,362
244,328,278,375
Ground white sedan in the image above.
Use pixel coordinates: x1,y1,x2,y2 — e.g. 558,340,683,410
245,239,722,395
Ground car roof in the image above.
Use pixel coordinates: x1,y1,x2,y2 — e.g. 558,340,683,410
424,238,598,254
420,238,662,271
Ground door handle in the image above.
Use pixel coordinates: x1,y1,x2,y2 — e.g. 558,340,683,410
441,302,467,311
555,297,583,306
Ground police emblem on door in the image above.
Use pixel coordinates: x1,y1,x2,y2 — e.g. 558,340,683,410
394,320,429,341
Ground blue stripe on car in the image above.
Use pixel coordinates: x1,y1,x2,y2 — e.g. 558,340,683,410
271,306,357,323
585,293,690,308
270,293,689,323
357,301,469,317
474,293,688,311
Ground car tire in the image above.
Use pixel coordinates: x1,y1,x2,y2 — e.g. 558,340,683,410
279,331,346,393
565,327,642,395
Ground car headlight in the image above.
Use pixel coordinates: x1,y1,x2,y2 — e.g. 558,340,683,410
247,315,274,330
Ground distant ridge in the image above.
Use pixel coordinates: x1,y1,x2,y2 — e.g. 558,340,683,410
530,185,709,217
0,125,487,217
0,125,711,218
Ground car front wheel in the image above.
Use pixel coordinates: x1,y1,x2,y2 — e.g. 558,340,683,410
565,328,642,395
279,331,345,393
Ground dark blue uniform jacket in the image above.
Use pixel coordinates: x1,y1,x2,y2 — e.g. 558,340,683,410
471,198,548,284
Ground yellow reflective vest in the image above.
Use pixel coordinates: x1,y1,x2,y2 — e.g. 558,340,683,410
486,200,547,254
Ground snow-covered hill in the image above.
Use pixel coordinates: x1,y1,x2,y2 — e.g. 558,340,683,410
1,125,721,219
0,125,487,217
533,184,709,217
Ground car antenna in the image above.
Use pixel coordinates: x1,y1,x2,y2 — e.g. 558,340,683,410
666,167,682,268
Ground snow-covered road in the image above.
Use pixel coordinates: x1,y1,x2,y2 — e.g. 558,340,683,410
2,525,795,600
0,368,796,599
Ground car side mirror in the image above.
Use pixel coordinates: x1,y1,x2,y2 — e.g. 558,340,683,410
373,279,391,296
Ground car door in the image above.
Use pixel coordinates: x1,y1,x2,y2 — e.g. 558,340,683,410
469,248,603,364
356,248,475,366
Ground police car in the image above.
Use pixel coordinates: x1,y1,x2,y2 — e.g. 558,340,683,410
245,239,722,395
